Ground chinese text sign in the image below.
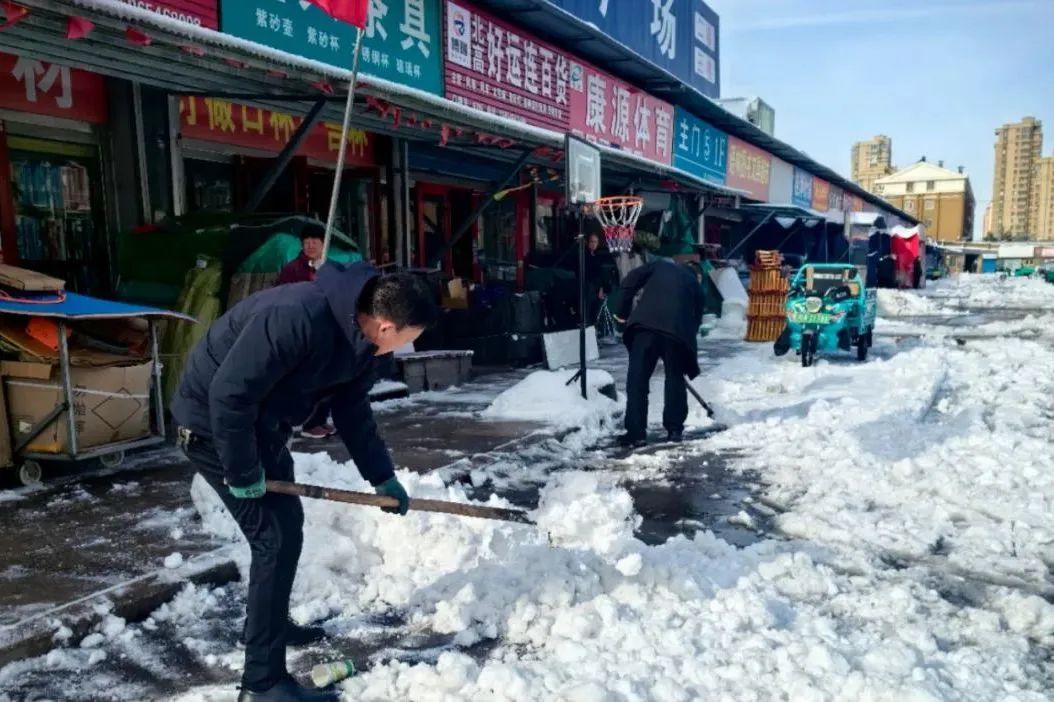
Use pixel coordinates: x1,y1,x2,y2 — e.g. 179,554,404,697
791,167,813,209
544,0,720,98
444,1,570,132
221,0,443,95
568,60,673,165
726,136,770,201
0,53,107,123
179,96,376,166
671,107,726,184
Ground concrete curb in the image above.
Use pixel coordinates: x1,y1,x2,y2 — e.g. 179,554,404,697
0,550,240,668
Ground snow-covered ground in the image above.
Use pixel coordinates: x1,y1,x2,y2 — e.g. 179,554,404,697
3,275,1053,701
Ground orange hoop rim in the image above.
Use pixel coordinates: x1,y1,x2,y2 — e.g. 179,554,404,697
592,195,644,208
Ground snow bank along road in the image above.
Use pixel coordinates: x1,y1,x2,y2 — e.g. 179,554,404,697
2,274,1053,701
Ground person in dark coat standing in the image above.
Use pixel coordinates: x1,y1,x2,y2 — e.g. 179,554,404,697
170,262,438,702
274,232,333,439
614,259,704,447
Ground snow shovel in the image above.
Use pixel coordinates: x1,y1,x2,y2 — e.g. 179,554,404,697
685,378,716,419
265,480,534,525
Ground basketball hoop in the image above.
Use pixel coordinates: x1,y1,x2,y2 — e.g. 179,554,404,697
593,195,643,253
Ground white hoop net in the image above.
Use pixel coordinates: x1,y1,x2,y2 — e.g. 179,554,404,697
593,196,643,253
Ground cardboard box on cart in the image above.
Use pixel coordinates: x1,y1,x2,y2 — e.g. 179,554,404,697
2,359,152,454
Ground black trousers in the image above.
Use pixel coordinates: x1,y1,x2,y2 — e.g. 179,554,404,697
624,329,688,439
184,440,303,692
303,399,331,430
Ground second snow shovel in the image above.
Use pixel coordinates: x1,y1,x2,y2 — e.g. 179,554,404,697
266,480,534,525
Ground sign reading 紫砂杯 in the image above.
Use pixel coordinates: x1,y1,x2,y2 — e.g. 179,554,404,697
220,0,443,95
544,0,720,99
671,107,727,184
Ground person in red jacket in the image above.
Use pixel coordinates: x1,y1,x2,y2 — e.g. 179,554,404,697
275,232,332,438
276,231,324,285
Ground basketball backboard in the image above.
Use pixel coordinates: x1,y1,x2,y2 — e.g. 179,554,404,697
565,135,601,206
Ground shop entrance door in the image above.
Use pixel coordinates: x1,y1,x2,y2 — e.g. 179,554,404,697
415,184,475,279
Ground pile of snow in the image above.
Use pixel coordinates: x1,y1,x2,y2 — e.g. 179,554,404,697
181,452,1054,700
877,287,958,317
482,369,619,431
924,273,1054,310
707,337,1054,588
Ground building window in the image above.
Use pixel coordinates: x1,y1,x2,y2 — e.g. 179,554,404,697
906,182,914,193
924,198,936,211
926,180,935,191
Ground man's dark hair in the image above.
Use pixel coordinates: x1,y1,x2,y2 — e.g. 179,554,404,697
358,272,440,329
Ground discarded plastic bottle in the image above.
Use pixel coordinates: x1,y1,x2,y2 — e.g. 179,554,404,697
310,660,356,688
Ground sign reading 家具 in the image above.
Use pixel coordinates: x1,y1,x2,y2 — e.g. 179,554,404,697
568,60,673,165
671,107,726,184
444,1,570,132
792,167,813,209
544,0,720,99
220,0,442,95
726,136,771,201
178,96,376,166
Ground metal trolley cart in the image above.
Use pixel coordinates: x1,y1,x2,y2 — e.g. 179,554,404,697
0,292,193,485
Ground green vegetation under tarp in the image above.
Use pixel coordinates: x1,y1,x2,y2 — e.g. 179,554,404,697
161,257,222,403
116,214,359,307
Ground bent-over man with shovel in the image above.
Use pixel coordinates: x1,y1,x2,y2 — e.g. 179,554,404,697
171,262,438,702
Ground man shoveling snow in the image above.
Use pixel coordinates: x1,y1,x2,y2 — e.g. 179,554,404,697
170,262,438,701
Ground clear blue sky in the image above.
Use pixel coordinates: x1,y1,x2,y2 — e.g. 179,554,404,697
706,0,1054,239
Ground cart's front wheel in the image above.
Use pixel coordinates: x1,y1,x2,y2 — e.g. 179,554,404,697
100,451,126,470
18,460,42,486
857,328,872,362
801,333,816,367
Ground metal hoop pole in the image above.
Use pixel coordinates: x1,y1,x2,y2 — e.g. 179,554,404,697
578,208,587,400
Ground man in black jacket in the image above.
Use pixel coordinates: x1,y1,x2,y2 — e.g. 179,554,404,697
171,262,437,702
614,259,704,447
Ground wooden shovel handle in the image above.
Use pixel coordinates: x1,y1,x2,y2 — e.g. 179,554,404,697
266,480,534,525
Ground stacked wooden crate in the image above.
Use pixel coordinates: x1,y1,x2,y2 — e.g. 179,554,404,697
745,250,788,342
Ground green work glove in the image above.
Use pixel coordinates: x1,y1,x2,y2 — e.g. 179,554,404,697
375,477,409,516
228,471,266,499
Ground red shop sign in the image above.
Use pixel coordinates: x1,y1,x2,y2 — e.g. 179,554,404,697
444,1,570,132
0,53,107,124
179,96,376,166
119,0,219,29
568,60,673,165
726,136,771,201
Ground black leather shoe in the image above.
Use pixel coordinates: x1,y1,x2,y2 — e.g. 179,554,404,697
240,620,327,648
237,676,338,702
617,433,647,448
666,430,684,443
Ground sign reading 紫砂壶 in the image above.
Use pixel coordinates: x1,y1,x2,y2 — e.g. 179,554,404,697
444,1,570,132
220,0,442,95
726,136,770,201
671,107,726,184
544,0,720,99
568,60,674,165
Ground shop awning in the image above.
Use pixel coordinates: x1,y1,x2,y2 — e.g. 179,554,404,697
4,0,744,197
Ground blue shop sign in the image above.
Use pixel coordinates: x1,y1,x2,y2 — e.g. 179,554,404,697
545,0,720,98
672,107,727,184
792,167,814,209
220,0,443,95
